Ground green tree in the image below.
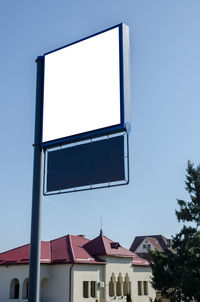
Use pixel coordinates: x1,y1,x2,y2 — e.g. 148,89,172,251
150,161,200,302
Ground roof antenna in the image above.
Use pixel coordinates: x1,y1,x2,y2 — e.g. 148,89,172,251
100,217,103,236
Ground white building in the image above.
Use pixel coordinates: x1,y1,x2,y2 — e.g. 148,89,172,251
130,235,173,262
0,233,156,302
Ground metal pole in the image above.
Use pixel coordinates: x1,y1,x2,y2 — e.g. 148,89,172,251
28,56,44,302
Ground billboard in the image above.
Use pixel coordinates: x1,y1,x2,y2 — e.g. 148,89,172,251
42,23,130,147
29,24,131,302
44,132,129,194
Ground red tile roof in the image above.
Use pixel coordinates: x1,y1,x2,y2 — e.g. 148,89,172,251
0,242,51,265
0,234,149,267
132,254,151,265
50,235,104,264
84,234,136,258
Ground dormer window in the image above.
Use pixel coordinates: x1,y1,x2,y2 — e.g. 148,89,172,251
110,242,121,249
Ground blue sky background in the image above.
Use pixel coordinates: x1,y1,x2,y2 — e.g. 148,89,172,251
1,0,200,252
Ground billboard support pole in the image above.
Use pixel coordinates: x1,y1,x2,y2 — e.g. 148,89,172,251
28,56,44,302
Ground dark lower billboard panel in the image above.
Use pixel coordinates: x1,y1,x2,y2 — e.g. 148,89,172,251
44,132,128,195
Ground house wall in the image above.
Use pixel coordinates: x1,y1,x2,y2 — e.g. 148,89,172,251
132,266,156,302
0,262,156,302
73,264,104,302
72,258,156,302
100,256,133,302
99,256,156,302
0,264,49,302
0,263,72,302
42,264,71,302
134,239,156,253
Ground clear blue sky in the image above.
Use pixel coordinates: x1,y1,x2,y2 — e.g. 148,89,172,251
1,0,200,253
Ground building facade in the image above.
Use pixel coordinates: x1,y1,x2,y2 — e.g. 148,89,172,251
130,235,173,261
0,233,156,302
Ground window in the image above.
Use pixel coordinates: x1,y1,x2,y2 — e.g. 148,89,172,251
91,281,96,298
143,281,148,295
129,281,131,295
109,273,116,297
143,244,146,249
123,273,130,296
10,278,20,299
123,280,128,296
138,281,149,296
83,281,89,298
22,278,29,299
40,278,49,301
83,281,97,298
147,244,151,249
116,273,123,296
138,281,142,296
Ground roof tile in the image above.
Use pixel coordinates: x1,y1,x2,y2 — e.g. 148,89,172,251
0,234,149,267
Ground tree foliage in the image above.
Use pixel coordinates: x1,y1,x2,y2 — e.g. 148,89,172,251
176,161,200,227
150,161,200,302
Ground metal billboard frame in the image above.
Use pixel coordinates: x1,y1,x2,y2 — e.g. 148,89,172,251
43,131,129,195
41,23,131,148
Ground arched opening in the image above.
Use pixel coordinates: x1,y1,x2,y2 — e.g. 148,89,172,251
22,278,29,299
109,273,116,297
129,281,131,294
40,278,49,302
123,273,130,296
116,273,123,296
10,278,20,299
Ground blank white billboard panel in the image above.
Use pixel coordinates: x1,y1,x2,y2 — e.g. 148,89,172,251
42,27,121,144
